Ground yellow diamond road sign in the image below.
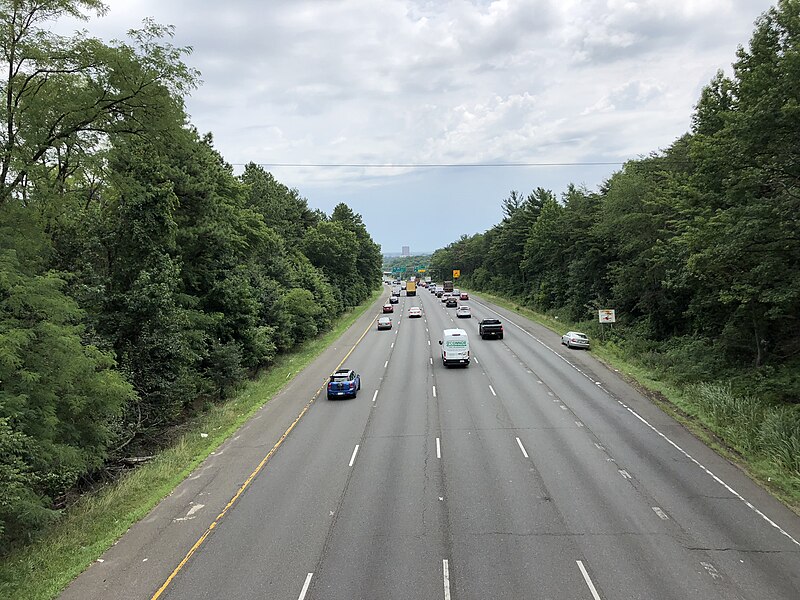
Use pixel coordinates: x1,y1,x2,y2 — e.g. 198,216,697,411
453,269,460,278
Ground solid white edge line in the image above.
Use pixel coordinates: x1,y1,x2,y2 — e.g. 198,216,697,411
433,385,437,398
436,437,441,459
516,437,529,458
489,385,496,396
297,573,313,600
348,444,359,467
372,390,378,403
623,403,800,547
443,559,451,600
472,297,800,548
576,560,602,600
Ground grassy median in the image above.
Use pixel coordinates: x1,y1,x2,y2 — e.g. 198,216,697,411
0,290,380,600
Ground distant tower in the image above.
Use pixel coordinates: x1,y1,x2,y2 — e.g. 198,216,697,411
402,245,410,256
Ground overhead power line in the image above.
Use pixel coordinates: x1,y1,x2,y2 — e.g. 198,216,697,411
230,161,628,168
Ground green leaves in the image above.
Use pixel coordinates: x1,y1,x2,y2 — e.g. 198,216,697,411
0,246,134,543
0,3,385,550
434,0,800,396
0,0,198,203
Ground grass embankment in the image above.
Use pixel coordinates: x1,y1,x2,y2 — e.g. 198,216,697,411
0,290,380,600
473,290,800,511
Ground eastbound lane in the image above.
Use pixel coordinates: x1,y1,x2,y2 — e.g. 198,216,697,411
65,285,800,600
425,290,800,599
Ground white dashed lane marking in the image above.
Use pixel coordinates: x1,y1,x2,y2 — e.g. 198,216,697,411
516,437,529,458
472,298,800,548
297,573,313,600
348,445,359,467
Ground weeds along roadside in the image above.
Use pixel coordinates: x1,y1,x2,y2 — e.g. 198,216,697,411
469,289,800,511
0,289,381,600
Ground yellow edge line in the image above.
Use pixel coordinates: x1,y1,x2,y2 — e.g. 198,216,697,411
150,311,378,599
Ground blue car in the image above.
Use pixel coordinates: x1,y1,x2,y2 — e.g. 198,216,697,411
327,368,361,399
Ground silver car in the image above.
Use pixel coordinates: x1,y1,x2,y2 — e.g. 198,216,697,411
561,331,589,349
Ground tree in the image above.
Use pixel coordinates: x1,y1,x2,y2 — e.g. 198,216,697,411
0,243,134,544
0,1,198,203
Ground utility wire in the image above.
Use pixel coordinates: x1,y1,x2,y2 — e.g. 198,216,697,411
229,161,628,168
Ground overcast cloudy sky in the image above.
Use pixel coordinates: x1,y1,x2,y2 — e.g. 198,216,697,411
64,0,775,254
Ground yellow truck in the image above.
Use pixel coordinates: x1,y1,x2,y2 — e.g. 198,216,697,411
406,280,417,296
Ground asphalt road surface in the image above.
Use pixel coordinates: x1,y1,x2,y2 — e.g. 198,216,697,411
61,287,800,600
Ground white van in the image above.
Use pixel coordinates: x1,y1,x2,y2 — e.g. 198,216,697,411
439,328,470,367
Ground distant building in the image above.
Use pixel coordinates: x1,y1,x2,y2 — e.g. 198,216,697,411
402,246,410,256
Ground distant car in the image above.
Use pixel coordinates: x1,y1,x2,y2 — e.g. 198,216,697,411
392,288,401,297
327,368,361,399
383,303,394,313
408,307,422,318
562,331,590,349
389,295,399,304
377,316,393,330
445,298,458,308
441,293,451,303
435,290,444,297
456,305,471,318
460,292,469,300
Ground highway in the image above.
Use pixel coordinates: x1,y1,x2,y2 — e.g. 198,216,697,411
61,287,800,600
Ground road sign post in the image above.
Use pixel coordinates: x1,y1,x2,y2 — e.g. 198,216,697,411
598,309,616,340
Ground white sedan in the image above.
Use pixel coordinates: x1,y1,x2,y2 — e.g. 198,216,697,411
561,331,590,349
408,307,422,318
456,305,471,318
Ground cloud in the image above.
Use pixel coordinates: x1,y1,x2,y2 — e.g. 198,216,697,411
51,0,776,248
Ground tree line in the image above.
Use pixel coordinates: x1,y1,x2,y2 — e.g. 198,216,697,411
431,0,800,406
0,1,381,547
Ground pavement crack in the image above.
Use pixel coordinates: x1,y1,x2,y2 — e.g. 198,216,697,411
685,546,796,554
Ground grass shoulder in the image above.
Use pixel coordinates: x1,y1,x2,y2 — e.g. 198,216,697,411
0,290,381,600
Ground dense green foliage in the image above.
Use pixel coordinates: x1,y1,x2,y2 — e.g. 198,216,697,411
0,1,380,548
433,1,800,407
383,254,431,277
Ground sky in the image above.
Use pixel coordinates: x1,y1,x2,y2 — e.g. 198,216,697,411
58,0,776,254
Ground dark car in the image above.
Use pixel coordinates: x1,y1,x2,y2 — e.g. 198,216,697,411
435,290,444,297
479,318,504,339
445,298,458,308
383,303,394,313
327,368,361,399
377,316,392,330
